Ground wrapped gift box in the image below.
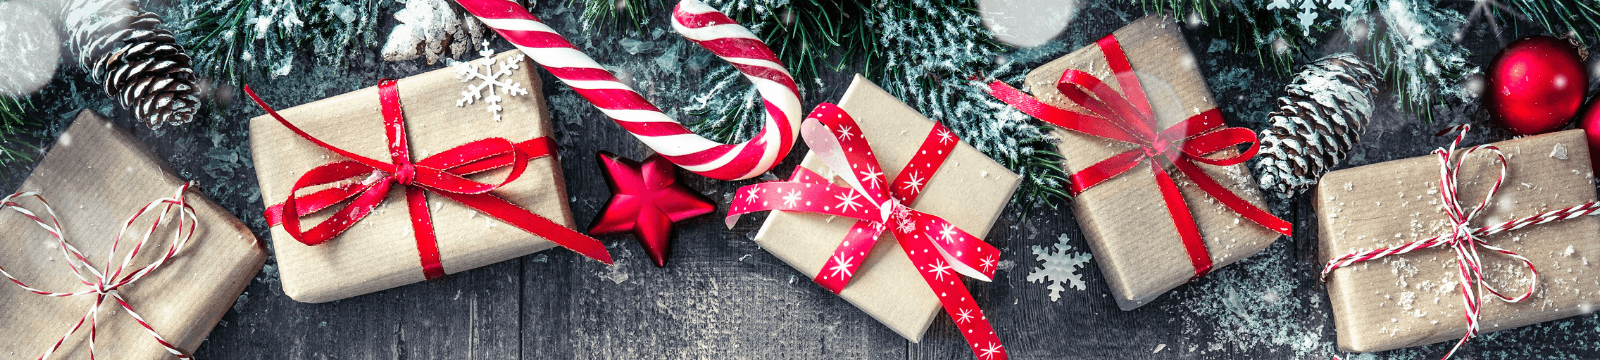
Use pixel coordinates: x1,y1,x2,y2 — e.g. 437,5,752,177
750,75,1023,341
1021,16,1283,310
250,50,577,302
0,111,266,359
1316,129,1600,352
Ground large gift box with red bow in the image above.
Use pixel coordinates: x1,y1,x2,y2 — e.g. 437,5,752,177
989,16,1292,310
0,111,266,359
249,50,610,303
728,75,1022,357
1316,129,1600,354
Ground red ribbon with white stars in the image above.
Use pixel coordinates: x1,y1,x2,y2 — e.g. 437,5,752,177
1323,125,1600,360
246,80,613,280
987,33,1292,279
0,182,238,360
727,104,1007,360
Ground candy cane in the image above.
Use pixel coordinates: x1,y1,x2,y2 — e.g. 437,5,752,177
452,0,803,180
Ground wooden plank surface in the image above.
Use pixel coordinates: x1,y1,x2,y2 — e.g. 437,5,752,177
8,1,1600,359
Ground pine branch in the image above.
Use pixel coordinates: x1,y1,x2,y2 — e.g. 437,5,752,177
1488,0,1600,46
575,0,657,34
0,96,39,173
177,0,384,87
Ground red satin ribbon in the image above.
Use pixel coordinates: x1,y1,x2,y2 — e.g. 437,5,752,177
727,104,1007,360
987,35,1291,279
247,80,612,280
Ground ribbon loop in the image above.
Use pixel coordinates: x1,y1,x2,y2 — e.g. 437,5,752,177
728,103,1007,360
247,80,613,280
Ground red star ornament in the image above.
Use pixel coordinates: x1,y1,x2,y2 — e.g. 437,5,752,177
588,151,717,267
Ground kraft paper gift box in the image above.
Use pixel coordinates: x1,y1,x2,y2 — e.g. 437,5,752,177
1317,129,1600,352
250,50,579,302
749,75,1023,341
0,111,266,359
1021,16,1283,310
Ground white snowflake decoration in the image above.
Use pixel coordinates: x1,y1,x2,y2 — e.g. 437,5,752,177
1026,233,1093,302
1267,0,1355,36
454,43,529,122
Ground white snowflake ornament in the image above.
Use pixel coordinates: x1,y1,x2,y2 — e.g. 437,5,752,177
454,44,529,122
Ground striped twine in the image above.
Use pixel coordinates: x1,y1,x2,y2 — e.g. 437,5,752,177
0,183,207,359
1321,125,1600,359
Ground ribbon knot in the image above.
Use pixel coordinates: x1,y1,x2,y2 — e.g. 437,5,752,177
988,34,1291,279
0,183,209,359
1318,125,1600,359
728,103,1009,360
247,79,612,282
392,162,417,186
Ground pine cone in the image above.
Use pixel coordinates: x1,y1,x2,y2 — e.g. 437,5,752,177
1254,53,1380,199
63,0,200,129
381,0,489,64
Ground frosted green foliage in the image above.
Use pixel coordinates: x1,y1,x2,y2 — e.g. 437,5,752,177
862,0,1068,212
1344,0,1474,118
1148,0,1475,120
173,0,383,86
1026,234,1092,302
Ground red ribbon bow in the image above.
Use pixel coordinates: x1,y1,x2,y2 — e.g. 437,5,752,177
728,104,1008,360
246,80,612,280
987,34,1291,278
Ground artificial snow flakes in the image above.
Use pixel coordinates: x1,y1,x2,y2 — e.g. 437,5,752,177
454,47,529,122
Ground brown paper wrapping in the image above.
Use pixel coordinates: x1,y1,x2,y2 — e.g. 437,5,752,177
1316,129,1600,353
1022,16,1281,310
751,75,1022,342
250,50,575,303
0,111,266,359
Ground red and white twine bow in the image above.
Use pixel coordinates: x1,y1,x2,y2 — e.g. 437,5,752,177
988,33,1291,279
1322,125,1600,359
451,0,803,181
0,183,216,359
728,104,1007,360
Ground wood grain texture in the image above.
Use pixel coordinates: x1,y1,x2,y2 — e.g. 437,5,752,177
13,1,1599,359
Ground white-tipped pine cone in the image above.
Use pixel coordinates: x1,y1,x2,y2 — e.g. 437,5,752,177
381,0,489,64
1254,53,1379,199
63,0,200,129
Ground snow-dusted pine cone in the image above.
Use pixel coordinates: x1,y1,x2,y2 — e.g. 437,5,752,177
63,0,200,129
381,0,489,64
1253,53,1380,199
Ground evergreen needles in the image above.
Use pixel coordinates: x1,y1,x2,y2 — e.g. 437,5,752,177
176,0,383,86
0,96,39,172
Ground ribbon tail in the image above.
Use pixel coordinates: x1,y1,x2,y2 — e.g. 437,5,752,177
898,235,1007,360
1170,158,1293,237
405,186,447,280
1149,161,1214,279
433,191,613,265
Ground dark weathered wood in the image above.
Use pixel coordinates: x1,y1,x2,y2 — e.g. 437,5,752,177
9,0,1600,359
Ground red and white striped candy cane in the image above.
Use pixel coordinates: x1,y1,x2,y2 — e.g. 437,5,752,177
453,0,803,180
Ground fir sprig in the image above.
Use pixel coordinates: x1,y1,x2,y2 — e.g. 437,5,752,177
1486,0,1600,46
1144,0,1476,120
177,0,383,87
576,0,658,34
0,96,39,171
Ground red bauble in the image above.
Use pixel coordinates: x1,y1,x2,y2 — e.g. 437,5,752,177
588,151,716,267
1485,36,1588,135
1579,95,1600,170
